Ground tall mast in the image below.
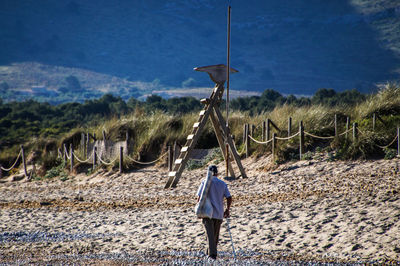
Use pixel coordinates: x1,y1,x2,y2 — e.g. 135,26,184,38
225,5,231,177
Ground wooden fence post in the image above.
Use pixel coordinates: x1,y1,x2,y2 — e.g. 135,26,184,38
0,164,2,179
353,122,358,141
168,145,173,171
346,117,350,140
125,131,129,153
288,117,292,137
86,133,90,159
334,114,338,137
70,144,74,173
245,124,250,158
266,118,271,141
373,113,376,131
299,121,304,160
21,145,28,177
243,124,247,144
63,144,67,162
93,146,97,170
81,132,85,157
262,121,266,141
397,126,400,157
272,133,276,161
119,146,123,174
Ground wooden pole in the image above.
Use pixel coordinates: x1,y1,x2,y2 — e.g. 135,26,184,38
86,133,90,159
173,141,178,162
346,117,350,140
299,121,304,160
93,146,97,170
334,114,338,137
225,143,229,177
63,144,67,162
126,131,129,153
21,145,27,177
243,124,246,144
119,146,123,174
266,118,271,141
288,117,292,137
272,133,276,161
373,113,376,131
249,124,254,137
245,124,250,158
353,122,358,141
168,145,173,171
262,121,266,142
0,164,2,179
81,132,85,157
70,144,74,173
397,127,400,157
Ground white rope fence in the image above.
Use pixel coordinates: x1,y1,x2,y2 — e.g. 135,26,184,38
73,152,94,164
126,152,168,165
275,132,300,141
0,150,22,172
375,133,399,149
244,116,400,160
248,135,273,145
97,154,118,166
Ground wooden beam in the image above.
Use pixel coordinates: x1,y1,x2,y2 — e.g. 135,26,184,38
210,111,235,177
213,106,247,178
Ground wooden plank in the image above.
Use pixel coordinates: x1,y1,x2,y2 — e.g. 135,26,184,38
210,111,235,177
213,107,247,178
269,119,281,132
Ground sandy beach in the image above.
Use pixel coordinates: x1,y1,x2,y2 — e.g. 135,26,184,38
1,155,400,264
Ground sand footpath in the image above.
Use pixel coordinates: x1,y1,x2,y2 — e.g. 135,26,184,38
0,155,399,264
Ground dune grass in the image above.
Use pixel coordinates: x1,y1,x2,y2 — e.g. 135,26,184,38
1,84,399,177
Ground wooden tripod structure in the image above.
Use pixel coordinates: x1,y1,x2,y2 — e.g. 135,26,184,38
165,68,247,189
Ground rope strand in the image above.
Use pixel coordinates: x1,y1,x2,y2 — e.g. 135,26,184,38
0,150,22,172
125,152,168,165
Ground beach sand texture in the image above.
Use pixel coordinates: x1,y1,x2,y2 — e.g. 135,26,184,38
1,156,399,264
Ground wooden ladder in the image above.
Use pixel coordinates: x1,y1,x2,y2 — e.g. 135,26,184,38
165,83,246,188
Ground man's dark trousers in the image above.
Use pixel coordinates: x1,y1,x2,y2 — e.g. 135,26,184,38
202,218,222,259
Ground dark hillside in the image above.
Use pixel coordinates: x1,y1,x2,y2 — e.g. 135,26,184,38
0,0,399,98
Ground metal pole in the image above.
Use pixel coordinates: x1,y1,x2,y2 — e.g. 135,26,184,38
225,5,231,179
226,218,236,259
226,5,231,128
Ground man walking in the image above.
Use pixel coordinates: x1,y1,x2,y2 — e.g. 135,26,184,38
196,165,232,260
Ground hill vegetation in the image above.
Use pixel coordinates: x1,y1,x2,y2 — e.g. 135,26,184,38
0,84,399,178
